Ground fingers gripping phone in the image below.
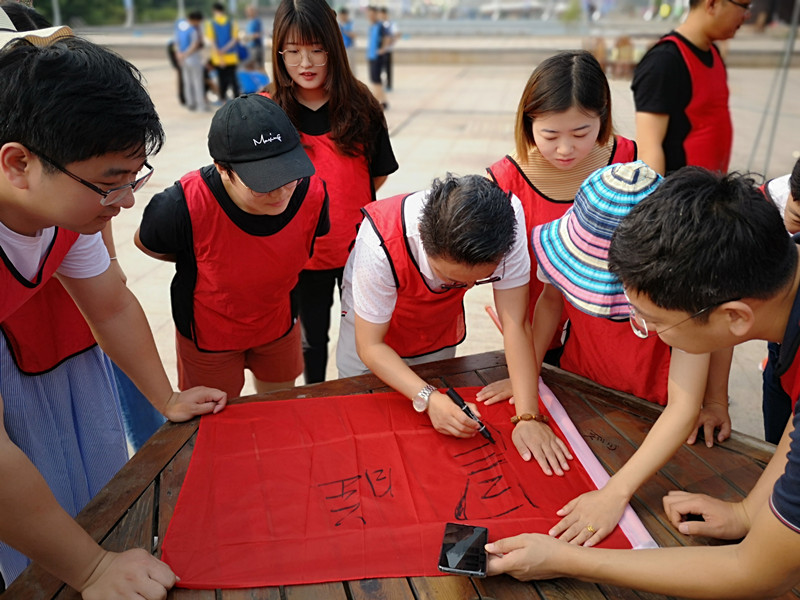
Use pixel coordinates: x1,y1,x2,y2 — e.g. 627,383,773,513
437,522,488,577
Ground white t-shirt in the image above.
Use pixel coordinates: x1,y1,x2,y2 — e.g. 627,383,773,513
767,174,791,218
336,189,530,374
0,222,110,282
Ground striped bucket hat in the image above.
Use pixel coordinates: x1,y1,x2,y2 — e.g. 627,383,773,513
532,161,662,321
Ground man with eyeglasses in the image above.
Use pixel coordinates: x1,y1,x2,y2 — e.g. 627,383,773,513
486,166,800,598
337,175,573,476
0,31,227,599
632,0,749,176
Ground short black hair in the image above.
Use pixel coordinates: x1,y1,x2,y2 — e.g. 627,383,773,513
187,10,203,21
608,167,797,318
419,174,517,265
1,1,51,29
0,36,163,166
515,50,613,161
212,2,226,12
790,157,800,203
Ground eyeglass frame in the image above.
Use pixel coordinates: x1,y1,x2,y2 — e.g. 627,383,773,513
726,0,752,10
439,258,506,290
278,48,328,67
624,289,738,339
30,148,154,207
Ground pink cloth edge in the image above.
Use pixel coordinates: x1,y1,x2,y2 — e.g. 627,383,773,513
539,379,659,550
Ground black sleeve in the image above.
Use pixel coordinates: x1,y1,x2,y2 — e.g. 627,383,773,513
308,181,331,260
631,42,691,115
138,182,192,256
368,123,399,178
315,181,331,238
138,182,197,339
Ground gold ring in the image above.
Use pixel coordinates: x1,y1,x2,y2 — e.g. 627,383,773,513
586,525,596,534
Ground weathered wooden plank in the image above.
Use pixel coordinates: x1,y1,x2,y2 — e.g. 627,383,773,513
102,481,156,553
218,586,282,599
167,588,216,599
348,577,416,600
474,365,509,387
410,574,481,600
473,575,544,599
283,582,349,599
157,435,197,558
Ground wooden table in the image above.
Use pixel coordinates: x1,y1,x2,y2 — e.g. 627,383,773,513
5,351,792,600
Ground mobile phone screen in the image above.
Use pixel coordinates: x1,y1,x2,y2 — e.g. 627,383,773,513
437,522,488,577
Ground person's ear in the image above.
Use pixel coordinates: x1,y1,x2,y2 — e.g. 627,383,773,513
213,162,232,182
0,143,35,190
718,300,754,338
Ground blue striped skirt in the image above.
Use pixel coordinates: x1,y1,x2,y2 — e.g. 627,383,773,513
0,342,128,585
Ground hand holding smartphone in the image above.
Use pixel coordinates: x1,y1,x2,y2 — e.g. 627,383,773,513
437,522,488,577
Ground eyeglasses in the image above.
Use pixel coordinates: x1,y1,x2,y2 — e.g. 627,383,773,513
31,149,154,206
440,260,505,290
726,0,752,10
279,48,328,67
624,289,736,339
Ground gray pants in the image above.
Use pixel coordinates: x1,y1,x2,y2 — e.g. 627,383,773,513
181,60,206,110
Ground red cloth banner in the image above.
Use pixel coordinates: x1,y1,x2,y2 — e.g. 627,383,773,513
162,387,633,589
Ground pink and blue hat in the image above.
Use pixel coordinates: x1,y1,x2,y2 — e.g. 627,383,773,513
532,161,662,321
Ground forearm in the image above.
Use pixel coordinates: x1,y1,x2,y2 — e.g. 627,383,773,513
532,284,562,372
556,543,766,599
503,311,538,415
0,436,105,592
358,337,430,400
634,112,669,176
373,175,388,193
603,351,709,498
741,417,792,522
134,228,176,263
497,285,539,414
704,346,733,405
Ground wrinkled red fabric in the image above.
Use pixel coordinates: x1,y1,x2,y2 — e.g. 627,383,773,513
162,387,632,589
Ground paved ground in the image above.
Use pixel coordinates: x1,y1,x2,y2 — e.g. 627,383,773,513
105,35,800,440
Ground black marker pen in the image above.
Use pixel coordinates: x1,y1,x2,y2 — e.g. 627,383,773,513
445,388,496,444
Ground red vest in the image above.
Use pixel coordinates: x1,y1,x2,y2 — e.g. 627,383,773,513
182,171,326,351
487,136,637,344
660,35,732,173
781,358,800,412
361,194,467,358
0,228,96,374
300,133,373,270
560,302,671,406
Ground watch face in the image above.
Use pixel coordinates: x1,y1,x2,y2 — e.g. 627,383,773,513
413,396,428,413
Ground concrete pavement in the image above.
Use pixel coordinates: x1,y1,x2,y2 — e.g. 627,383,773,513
107,39,800,440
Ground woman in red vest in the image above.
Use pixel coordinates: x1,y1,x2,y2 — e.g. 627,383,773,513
481,50,637,404
269,0,398,384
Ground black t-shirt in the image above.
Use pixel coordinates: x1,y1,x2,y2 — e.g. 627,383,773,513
631,31,720,174
294,101,399,179
138,165,330,339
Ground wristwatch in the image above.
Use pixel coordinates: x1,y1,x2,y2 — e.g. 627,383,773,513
413,384,437,413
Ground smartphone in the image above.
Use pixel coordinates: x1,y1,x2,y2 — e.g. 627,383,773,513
437,522,488,577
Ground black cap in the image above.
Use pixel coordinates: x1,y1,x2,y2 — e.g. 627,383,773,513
207,94,315,193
